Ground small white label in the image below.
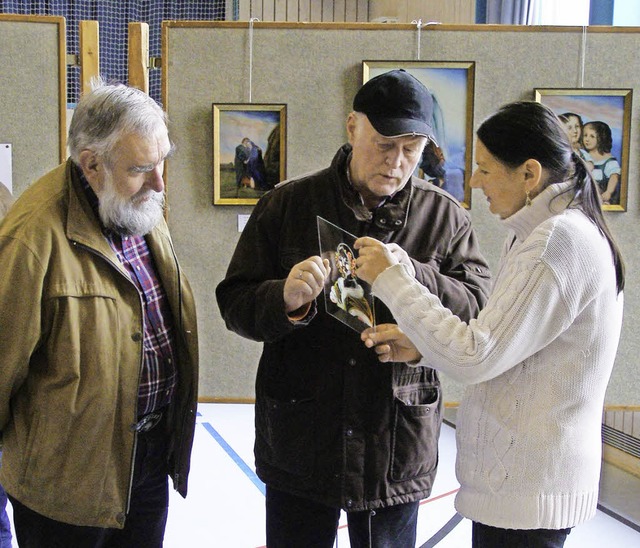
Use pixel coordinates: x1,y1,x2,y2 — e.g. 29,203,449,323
237,214,250,232
0,144,12,193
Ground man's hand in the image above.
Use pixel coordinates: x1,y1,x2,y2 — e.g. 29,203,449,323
284,256,330,314
361,324,422,363
353,236,399,285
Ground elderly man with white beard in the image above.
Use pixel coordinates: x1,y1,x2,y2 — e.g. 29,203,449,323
0,80,199,548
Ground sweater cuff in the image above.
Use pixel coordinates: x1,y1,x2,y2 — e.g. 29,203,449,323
372,263,414,302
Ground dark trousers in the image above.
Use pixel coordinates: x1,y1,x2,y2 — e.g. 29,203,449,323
266,485,419,548
9,421,169,548
472,521,572,548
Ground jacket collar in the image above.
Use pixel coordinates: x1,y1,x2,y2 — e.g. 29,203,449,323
333,144,413,240
65,160,118,258
65,160,170,251
65,160,174,285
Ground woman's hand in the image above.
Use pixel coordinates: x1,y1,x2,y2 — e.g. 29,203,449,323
385,243,416,277
361,324,422,363
354,236,399,285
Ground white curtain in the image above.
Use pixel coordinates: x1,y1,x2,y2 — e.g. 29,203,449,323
486,0,534,24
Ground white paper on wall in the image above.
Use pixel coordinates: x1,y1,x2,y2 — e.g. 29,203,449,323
0,143,12,193
237,214,250,232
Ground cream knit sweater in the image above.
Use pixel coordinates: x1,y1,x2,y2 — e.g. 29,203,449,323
372,182,624,530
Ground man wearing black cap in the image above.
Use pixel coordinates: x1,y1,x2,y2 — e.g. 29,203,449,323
216,69,491,547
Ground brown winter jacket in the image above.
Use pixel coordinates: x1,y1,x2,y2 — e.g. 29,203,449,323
0,161,199,528
217,144,491,511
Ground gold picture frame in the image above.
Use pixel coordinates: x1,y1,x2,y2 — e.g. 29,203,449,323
212,103,287,206
534,88,632,212
363,60,476,208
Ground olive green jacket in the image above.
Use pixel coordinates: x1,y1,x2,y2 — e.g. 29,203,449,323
0,160,199,528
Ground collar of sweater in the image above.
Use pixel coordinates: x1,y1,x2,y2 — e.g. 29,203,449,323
501,181,575,242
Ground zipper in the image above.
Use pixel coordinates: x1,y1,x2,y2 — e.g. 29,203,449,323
70,239,145,514
164,235,192,492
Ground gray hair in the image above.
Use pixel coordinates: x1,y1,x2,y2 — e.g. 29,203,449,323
67,77,168,166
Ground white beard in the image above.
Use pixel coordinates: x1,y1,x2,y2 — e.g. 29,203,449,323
97,173,165,236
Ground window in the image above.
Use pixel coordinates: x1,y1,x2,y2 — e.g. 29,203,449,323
529,0,590,25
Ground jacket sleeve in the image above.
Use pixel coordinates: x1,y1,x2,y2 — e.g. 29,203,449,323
0,236,44,430
215,192,314,343
410,213,491,323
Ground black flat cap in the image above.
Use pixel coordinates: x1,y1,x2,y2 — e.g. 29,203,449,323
353,69,435,139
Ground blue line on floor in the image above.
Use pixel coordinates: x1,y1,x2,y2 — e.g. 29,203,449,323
419,512,464,547
201,421,266,495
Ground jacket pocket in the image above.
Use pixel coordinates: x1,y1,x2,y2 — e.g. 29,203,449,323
18,412,42,485
390,385,442,482
257,394,315,478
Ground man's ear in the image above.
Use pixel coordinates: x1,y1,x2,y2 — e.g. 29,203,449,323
346,112,358,145
78,150,103,191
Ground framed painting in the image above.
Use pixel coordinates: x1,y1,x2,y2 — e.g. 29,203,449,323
534,88,632,212
363,60,475,208
212,103,287,205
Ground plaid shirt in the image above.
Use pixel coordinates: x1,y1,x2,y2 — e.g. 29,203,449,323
79,170,177,417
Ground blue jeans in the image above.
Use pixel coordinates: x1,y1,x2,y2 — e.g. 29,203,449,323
0,483,11,548
0,450,12,548
9,419,169,548
472,521,572,548
266,485,419,548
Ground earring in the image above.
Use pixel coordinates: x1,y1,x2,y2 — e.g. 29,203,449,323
525,190,532,207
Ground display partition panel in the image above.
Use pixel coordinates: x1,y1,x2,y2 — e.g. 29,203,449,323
0,14,67,198
162,21,640,404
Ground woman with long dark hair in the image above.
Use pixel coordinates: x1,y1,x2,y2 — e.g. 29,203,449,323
355,101,625,547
